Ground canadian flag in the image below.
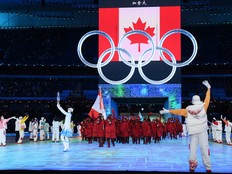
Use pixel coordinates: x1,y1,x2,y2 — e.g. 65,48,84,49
99,6,181,62
88,87,106,119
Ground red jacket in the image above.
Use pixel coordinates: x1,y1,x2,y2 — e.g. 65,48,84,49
105,118,116,138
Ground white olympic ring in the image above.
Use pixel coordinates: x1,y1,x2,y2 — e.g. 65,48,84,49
159,29,198,67
138,47,177,84
97,47,135,85
77,30,115,68
77,29,198,85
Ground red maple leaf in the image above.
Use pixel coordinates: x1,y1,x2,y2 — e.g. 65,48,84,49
124,17,155,52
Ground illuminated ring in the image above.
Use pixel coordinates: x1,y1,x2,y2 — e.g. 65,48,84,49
118,30,156,68
138,46,176,84
97,47,135,85
77,30,115,68
159,29,198,67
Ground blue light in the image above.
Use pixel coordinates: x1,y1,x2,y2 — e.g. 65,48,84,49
140,85,148,96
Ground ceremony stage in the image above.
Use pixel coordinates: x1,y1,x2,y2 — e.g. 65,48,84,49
0,134,231,174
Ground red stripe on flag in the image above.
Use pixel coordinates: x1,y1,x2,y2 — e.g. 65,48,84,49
160,6,181,61
89,108,101,119
99,8,119,62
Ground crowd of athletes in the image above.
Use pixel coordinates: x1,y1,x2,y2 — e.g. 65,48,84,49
80,112,184,148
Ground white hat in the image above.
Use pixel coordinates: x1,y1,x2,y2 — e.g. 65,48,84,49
192,95,203,105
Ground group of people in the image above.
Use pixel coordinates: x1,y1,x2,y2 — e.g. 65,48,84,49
25,116,76,143
28,117,51,142
0,112,77,147
64,80,214,173
208,116,232,145
80,114,184,148
0,114,29,146
1,80,232,173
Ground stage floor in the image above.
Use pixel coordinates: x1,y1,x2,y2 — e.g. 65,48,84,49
0,134,231,174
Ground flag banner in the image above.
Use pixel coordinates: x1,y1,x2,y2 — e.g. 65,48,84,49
138,111,144,121
88,88,107,119
99,1,181,62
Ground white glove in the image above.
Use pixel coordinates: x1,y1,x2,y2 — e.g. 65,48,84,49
202,80,211,89
213,117,216,121
159,108,170,114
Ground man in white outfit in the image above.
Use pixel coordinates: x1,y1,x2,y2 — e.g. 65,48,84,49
57,92,74,152
77,123,81,137
221,116,232,145
44,119,50,140
52,117,61,142
32,118,38,142
160,80,212,173
210,119,217,142
214,118,223,143
28,118,34,140
39,117,45,141
15,117,20,143
17,115,29,144
0,115,16,146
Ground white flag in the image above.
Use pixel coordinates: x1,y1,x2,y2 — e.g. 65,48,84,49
88,87,106,119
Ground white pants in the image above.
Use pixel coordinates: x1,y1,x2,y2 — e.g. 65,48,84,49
61,135,69,151
212,130,216,141
40,130,45,140
17,130,25,143
189,131,211,170
33,129,38,142
225,131,232,144
216,130,223,142
0,129,6,145
29,131,33,140
78,130,81,136
52,129,60,142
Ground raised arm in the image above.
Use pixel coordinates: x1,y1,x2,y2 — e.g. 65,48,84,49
221,115,228,126
5,116,16,123
20,115,29,124
57,102,68,115
202,80,211,112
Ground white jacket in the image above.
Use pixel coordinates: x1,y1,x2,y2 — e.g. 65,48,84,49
185,103,208,135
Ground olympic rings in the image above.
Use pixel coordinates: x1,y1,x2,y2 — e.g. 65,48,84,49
77,29,198,85
159,29,198,67
138,47,177,84
97,47,135,85
77,30,115,68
